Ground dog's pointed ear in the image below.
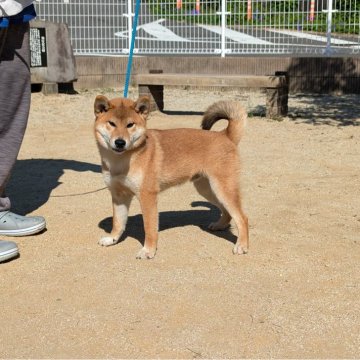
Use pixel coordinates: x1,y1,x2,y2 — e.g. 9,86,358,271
134,96,150,119
94,95,111,117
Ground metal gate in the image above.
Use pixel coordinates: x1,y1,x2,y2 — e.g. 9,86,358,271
34,0,360,56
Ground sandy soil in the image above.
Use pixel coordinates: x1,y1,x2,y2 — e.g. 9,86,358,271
0,87,359,358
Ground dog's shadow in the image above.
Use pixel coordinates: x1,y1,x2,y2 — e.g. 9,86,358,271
99,201,237,246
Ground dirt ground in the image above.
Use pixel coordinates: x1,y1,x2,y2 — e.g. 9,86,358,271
1,86,359,358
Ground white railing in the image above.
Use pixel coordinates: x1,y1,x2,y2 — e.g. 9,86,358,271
34,0,360,56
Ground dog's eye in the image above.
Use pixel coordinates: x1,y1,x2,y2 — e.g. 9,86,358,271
108,121,116,127
127,123,135,128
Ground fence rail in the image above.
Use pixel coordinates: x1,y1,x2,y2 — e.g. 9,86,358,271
34,0,360,56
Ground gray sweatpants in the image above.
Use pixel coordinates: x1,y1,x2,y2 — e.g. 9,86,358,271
0,23,30,211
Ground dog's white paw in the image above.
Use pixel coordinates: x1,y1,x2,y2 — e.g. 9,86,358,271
233,244,248,255
98,236,117,247
136,247,156,259
208,221,230,231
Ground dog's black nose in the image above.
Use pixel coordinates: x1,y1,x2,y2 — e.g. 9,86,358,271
114,138,126,149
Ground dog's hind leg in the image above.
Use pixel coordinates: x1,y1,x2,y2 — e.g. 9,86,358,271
193,176,231,231
208,176,249,254
99,191,133,247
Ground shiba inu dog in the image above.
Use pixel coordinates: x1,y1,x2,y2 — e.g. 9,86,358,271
94,95,249,259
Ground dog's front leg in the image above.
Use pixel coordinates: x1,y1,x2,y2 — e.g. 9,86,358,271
136,191,158,259
99,192,133,247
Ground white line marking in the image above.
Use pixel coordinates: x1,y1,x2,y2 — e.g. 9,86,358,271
115,19,189,42
199,25,272,45
269,29,358,45
141,19,190,42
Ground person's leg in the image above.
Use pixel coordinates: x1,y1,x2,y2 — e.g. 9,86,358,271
0,23,30,211
0,23,45,241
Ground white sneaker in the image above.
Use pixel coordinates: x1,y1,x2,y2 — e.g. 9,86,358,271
0,211,46,236
0,240,19,263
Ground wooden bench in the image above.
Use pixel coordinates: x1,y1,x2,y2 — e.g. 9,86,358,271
135,73,288,118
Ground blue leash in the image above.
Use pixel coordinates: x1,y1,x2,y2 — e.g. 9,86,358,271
123,0,141,98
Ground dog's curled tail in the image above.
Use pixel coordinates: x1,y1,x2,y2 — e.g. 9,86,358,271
201,101,247,145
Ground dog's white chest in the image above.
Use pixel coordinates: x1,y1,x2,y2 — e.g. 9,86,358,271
104,171,143,194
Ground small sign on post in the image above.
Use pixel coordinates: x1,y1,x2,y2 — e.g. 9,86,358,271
29,27,47,68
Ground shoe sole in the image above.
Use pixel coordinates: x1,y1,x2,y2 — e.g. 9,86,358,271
0,221,46,237
0,247,19,263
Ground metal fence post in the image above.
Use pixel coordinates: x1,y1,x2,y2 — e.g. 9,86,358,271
125,0,133,54
221,0,226,57
218,0,230,57
323,0,337,55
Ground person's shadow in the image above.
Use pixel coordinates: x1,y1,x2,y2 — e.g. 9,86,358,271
99,201,237,246
6,158,101,214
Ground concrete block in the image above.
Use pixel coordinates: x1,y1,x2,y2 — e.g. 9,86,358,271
42,82,58,95
30,20,77,86
139,85,164,111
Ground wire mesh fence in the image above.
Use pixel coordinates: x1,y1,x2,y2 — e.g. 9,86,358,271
34,0,360,56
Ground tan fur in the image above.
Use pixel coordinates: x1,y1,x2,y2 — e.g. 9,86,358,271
93,95,249,259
